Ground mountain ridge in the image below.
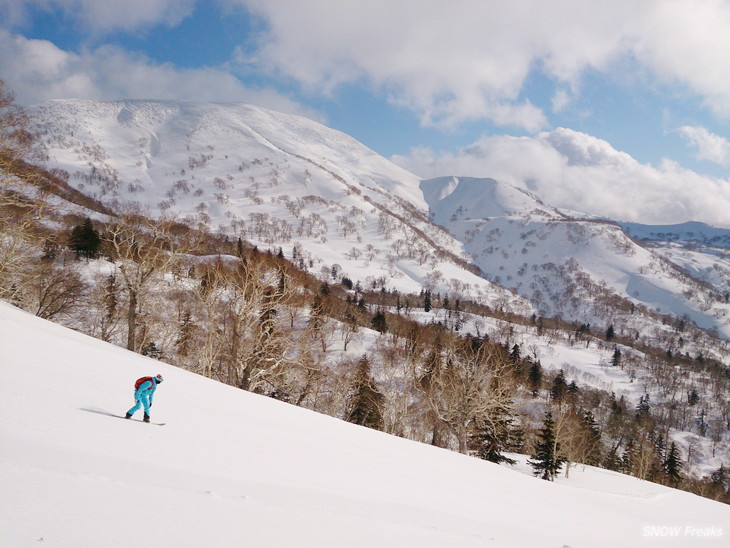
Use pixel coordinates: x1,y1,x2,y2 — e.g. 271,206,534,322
30,98,528,310
28,99,730,340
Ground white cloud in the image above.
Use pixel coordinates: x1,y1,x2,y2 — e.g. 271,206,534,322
6,1,730,131
632,1,730,119
234,0,730,128
0,31,321,120
551,89,570,114
678,126,730,167
1,0,195,32
392,128,730,228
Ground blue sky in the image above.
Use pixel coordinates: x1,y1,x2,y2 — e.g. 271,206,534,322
1,0,729,227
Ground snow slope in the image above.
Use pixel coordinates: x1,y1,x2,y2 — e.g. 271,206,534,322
28,100,728,336
652,244,730,296
29,99,525,309
1,301,728,547
421,176,730,340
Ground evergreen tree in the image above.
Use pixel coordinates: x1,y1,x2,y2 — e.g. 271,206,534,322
663,441,683,487
370,310,388,333
603,444,622,472
423,289,432,312
529,411,565,481
528,360,542,396
606,324,615,340
141,341,162,359
621,439,636,474
345,356,384,430
550,370,568,402
509,344,523,375
68,218,101,259
710,465,728,493
471,402,523,465
582,410,602,466
636,394,651,420
648,430,666,482
612,347,622,368
236,237,245,259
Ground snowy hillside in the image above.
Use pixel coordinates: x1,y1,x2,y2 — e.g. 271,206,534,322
421,176,730,341
28,100,729,341
651,244,730,297
1,300,728,548
29,99,526,309
618,221,730,297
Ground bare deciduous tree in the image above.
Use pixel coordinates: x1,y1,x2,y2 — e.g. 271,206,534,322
103,211,188,352
29,260,88,320
191,255,320,397
0,79,49,303
420,335,516,454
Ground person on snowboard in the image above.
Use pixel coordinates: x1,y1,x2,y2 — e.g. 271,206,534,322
126,374,163,423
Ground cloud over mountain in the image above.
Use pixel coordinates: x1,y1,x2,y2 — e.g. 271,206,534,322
393,128,730,228
0,30,316,119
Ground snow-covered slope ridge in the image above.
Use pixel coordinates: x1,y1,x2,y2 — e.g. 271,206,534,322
1,300,728,547
422,176,730,340
619,221,730,297
30,99,524,308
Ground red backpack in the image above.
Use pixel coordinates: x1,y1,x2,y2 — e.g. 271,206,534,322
134,376,154,390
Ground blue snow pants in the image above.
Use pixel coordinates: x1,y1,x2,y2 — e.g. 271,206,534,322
127,381,155,416
126,394,151,416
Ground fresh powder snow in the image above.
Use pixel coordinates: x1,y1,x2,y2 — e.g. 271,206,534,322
1,301,728,547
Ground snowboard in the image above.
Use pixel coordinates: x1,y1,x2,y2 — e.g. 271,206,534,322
114,414,166,426
79,408,166,425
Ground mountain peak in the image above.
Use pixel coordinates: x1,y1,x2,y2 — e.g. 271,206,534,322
29,99,526,308
421,175,566,223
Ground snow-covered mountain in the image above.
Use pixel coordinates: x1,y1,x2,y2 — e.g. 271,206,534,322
29,99,525,310
422,176,730,340
28,100,729,340
2,301,728,547
619,221,730,298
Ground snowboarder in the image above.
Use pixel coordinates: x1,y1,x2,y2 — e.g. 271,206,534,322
125,374,163,423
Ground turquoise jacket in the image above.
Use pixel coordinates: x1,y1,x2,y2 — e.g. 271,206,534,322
134,378,158,405
127,378,159,416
